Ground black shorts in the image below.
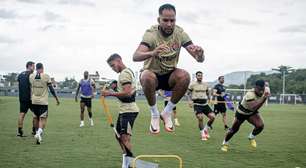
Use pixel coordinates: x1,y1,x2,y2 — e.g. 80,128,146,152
164,100,176,110
20,101,32,113
235,111,258,122
80,97,92,108
194,104,213,116
214,103,227,114
116,112,138,135
155,71,174,91
32,105,48,118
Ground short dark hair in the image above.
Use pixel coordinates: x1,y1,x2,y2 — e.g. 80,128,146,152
255,80,265,88
195,71,202,75
107,53,122,63
36,63,43,70
218,76,224,80
26,61,35,68
110,80,118,85
159,3,176,15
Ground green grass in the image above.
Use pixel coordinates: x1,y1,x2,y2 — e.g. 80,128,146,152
0,96,306,168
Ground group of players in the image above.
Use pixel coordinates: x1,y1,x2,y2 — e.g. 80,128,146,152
16,4,271,168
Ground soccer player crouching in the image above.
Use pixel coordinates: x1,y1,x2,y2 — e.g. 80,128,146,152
221,80,270,152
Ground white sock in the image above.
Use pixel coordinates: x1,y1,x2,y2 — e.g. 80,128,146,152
204,124,209,131
248,132,255,139
37,128,43,135
80,120,84,124
122,154,126,168
150,104,160,118
223,140,229,145
164,101,175,114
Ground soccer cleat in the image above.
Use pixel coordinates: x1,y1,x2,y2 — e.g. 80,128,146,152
221,144,229,152
90,119,94,126
249,139,257,148
201,133,208,141
80,122,84,127
34,133,42,145
160,112,174,132
224,125,229,130
17,129,23,137
149,116,160,134
174,118,180,127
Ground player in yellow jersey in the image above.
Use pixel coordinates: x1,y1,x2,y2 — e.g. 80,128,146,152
221,80,270,152
103,54,139,168
29,63,60,144
133,3,205,134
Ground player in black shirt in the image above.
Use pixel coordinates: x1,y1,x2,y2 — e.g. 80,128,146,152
17,61,36,137
213,76,229,130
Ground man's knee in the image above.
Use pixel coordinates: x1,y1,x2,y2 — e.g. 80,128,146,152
140,70,157,84
256,123,264,130
196,114,204,120
174,69,190,81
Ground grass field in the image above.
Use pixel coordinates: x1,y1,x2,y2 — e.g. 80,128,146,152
0,96,306,168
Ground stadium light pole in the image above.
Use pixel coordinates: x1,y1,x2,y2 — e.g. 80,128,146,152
272,65,293,104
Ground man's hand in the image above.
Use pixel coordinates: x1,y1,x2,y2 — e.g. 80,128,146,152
152,44,170,57
264,87,271,97
187,45,204,62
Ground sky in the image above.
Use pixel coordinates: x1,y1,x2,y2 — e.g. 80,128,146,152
0,0,305,82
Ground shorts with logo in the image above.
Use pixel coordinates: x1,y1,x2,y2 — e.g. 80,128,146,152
32,104,48,118
80,97,92,108
116,112,138,135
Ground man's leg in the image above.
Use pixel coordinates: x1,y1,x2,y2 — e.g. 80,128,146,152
17,112,26,136
140,70,160,134
203,112,215,138
195,111,207,141
247,113,264,148
80,102,85,127
35,117,47,144
162,68,190,131
221,117,244,151
87,105,94,126
221,112,229,130
32,116,37,135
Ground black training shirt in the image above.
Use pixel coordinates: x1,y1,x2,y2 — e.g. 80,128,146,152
214,83,226,101
18,71,32,102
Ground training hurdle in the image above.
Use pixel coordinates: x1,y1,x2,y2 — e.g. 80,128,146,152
131,155,183,168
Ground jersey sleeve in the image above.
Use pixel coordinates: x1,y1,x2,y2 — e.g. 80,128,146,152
181,31,192,48
119,70,133,86
141,30,155,49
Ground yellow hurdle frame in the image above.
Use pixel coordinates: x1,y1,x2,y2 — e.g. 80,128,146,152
131,155,183,168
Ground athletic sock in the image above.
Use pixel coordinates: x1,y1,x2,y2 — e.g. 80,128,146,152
150,104,159,118
248,132,255,139
122,154,126,168
18,127,22,133
164,101,175,114
37,128,43,135
223,140,229,145
204,124,209,131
